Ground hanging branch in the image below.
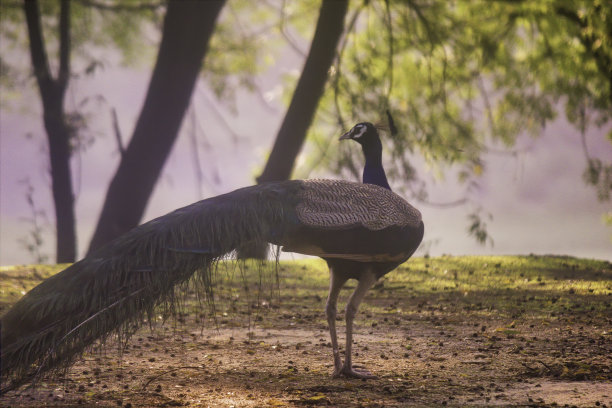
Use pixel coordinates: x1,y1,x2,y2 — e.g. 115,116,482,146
77,0,164,12
383,0,394,103
332,0,367,129
196,87,243,143
279,0,307,57
111,107,125,157
188,105,205,199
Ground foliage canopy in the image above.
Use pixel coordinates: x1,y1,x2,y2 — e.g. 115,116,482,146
303,0,611,214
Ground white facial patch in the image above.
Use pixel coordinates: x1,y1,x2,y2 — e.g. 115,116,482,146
352,124,367,139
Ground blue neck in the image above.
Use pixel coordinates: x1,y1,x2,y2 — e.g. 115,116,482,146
362,143,391,190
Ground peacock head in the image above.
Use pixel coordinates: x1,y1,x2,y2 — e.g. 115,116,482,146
339,122,381,148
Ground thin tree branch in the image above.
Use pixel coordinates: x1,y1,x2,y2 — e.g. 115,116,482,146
188,105,204,199
400,178,470,209
333,0,366,129
280,0,307,57
577,102,593,164
384,0,394,102
406,0,448,106
250,79,280,113
299,129,336,179
256,0,349,183
196,87,243,143
477,75,496,137
111,107,125,157
77,0,165,12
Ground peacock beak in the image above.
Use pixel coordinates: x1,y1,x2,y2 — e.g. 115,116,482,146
339,131,352,140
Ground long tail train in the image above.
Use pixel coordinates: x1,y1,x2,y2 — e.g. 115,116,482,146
0,182,294,392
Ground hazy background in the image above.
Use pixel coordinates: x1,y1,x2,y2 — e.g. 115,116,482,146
2,59,610,264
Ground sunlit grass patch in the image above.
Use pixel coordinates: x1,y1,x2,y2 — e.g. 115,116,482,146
2,256,610,322
385,255,612,319
0,264,67,310
395,255,611,294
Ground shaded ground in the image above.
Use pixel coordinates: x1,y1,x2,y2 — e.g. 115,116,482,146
1,255,611,407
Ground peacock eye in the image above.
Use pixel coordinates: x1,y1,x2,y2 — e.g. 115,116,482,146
353,124,367,139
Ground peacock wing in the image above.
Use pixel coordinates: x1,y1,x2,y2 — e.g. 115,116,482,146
279,180,424,262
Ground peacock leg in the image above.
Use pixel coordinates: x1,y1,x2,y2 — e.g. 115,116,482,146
338,270,378,379
326,269,349,376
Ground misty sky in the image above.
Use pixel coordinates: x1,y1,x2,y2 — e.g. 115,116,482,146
1,43,611,265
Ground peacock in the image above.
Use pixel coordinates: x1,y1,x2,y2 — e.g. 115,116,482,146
0,122,423,392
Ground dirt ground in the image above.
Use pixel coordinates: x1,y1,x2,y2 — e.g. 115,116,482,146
1,256,611,407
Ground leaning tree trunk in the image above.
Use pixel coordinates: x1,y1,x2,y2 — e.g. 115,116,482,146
24,0,76,263
257,0,349,183
87,0,226,254
238,0,349,259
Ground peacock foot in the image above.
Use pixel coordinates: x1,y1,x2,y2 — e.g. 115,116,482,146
333,364,377,379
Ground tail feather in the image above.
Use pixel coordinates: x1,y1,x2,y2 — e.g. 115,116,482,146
1,182,294,392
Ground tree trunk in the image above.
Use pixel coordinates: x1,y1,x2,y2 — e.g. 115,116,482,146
87,0,225,253
44,98,76,263
257,0,349,183
24,0,76,263
238,0,349,259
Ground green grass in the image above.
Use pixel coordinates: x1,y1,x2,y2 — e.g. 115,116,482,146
391,255,612,315
2,255,611,322
0,264,67,310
